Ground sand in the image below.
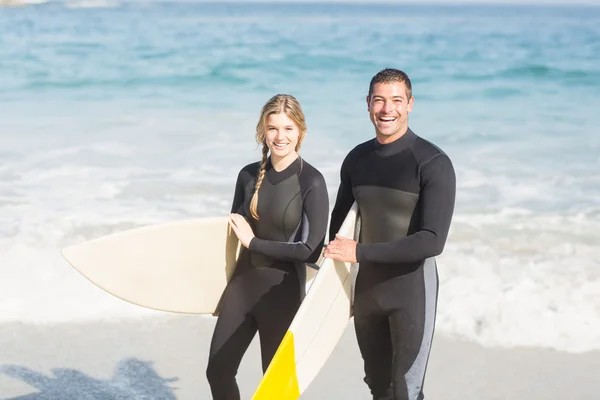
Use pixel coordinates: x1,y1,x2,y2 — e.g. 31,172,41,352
1,315,599,399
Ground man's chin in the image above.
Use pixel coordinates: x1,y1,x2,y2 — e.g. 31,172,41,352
377,130,399,138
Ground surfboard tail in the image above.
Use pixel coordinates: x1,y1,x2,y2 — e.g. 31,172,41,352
59,217,241,314
251,331,301,400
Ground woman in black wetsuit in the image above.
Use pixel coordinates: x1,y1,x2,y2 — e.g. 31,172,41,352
206,94,329,400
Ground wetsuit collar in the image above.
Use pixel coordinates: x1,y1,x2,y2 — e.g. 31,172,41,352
373,127,417,157
265,155,301,184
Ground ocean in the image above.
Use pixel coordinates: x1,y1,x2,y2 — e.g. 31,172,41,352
1,1,599,353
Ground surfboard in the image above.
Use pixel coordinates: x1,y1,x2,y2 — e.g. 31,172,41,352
61,217,319,314
251,202,360,399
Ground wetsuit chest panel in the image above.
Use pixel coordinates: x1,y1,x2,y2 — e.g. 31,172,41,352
251,175,303,268
353,185,419,244
254,175,302,241
351,150,421,194
350,147,422,245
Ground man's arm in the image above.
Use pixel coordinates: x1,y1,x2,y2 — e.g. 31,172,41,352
329,154,355,241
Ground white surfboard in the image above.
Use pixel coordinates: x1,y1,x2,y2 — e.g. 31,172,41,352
251,202,360,399
62,217,320,314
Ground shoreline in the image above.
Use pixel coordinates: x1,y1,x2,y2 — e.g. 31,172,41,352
2,315,599,399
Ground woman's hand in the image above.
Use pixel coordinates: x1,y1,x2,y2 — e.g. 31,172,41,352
229,213,255,248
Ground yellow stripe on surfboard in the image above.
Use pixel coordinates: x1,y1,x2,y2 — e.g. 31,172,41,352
252,330,300,400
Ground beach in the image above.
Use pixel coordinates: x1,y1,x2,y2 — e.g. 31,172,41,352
2,315,599,399
1,2,600,399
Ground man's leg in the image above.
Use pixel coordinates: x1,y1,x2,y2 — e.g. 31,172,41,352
354,296,394,400
389,258,439,400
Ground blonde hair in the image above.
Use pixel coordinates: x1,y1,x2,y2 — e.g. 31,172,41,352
250,94,307,220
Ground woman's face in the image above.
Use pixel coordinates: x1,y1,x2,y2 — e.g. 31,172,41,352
265,112,300,160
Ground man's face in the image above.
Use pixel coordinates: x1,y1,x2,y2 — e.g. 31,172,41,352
367,81,414,143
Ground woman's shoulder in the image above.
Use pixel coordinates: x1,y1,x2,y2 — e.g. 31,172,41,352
298,158,326,188
237,161,262,179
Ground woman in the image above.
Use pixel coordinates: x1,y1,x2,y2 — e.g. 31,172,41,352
206,94,329,400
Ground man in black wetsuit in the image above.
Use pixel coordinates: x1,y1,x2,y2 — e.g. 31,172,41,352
324,68,456,400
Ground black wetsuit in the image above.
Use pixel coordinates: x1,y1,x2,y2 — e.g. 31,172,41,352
329,128,456,400
206,156,329,400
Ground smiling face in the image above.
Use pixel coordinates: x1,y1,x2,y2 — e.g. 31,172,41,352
367,81,414,144
265,112,300,162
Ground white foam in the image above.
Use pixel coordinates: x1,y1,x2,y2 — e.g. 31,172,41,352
0,158,233,324
2,176,599,353
0,110,256,325
1,109,599,353
436,211,600,353
63,0,119,9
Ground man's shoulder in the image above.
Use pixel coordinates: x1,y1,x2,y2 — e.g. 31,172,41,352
343,138,375,162
410,130,452,166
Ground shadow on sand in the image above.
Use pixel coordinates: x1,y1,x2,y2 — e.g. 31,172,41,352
1,358,178,399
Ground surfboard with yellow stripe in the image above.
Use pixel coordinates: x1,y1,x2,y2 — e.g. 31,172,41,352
252,202,360,399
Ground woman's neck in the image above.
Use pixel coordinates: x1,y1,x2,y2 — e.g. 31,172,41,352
271,151,299,172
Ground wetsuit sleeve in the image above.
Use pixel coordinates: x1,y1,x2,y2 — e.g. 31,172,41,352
248,175,329,263
230,170,248,217
355,154,456,263
328,154,355,242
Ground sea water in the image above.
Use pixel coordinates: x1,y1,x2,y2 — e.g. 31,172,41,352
1,1,599,353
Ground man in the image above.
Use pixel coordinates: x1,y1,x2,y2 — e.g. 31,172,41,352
324,68,456,400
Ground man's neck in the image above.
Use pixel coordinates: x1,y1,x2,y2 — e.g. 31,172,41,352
375,126,409,145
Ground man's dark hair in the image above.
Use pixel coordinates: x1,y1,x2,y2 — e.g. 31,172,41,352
368,68,412,99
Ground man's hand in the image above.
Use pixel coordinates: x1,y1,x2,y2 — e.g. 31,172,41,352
229,213,255,248
324,234,357,263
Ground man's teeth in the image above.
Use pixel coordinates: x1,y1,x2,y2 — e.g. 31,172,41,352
380,117,395,122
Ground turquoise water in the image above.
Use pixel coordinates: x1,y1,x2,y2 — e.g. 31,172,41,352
1,1,599,352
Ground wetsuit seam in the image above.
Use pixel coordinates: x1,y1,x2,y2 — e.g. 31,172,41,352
282,188,303,242
355,184,419,197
